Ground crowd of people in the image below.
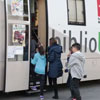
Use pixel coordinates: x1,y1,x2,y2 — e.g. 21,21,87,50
31,37,86,100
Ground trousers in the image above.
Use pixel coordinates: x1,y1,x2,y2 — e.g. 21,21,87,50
49,78,58,97
70,77,81,100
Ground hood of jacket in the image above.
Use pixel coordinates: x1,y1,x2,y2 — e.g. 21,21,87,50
49,44,62,54
72,51,85,63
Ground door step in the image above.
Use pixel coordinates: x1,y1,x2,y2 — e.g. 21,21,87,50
26,89,46,94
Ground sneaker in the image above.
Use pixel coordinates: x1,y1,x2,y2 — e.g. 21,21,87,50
31,86,37,91
40,95,44,100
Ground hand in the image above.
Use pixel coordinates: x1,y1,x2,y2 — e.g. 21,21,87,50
39,43,43,47
45,52,48,55
65,69,69,73
36,48,38,52
40,43,43,46
67,52,71,57
83,75,87,78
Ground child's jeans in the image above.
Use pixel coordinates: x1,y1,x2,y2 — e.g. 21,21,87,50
70,77,81,100
30,64,37,85
39,74,45,96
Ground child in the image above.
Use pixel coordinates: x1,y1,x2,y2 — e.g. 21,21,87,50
67,43,85,100
31,45,46,100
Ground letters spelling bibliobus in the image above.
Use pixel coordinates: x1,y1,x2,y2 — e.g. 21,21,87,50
52,29,99,53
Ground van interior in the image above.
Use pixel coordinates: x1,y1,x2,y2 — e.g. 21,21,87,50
29,0,47,92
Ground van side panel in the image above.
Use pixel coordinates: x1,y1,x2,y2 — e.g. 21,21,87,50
0,0,5,91
47,0,100,82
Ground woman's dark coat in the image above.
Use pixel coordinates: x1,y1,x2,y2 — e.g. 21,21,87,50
48,44,63,78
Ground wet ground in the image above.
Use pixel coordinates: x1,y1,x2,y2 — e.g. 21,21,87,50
0,81,100,100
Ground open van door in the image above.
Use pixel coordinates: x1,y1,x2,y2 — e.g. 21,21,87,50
4,0,30,92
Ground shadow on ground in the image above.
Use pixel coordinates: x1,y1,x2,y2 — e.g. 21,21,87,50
0,80,100,100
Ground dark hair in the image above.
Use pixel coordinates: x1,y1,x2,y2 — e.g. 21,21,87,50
38,46,45,55
50,38,57,45
72,43,81,50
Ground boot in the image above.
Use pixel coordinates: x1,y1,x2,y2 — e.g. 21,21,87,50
52,89,59,99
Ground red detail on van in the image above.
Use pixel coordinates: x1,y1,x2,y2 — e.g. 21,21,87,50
14,31,24,41
97,0,100,17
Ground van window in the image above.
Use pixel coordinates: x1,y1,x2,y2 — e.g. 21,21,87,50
67,0,86,25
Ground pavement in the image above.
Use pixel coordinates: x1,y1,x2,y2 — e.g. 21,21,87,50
0,81,100,100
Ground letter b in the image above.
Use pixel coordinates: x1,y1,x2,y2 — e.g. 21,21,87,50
69,30,77,48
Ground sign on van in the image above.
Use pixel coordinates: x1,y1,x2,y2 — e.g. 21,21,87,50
8,46,23,59
97,0,100,23
11,0,23,16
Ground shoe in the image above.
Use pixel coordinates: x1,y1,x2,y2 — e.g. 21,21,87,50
52,96,59,99
40,95,44,100
31,86,37,91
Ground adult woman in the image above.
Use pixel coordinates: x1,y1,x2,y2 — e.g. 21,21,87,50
48,38,63,99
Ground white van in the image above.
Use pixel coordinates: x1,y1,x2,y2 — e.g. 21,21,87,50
0,0,100,93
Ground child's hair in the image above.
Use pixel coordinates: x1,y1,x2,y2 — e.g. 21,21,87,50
38,45,45,55
72,43,81,50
